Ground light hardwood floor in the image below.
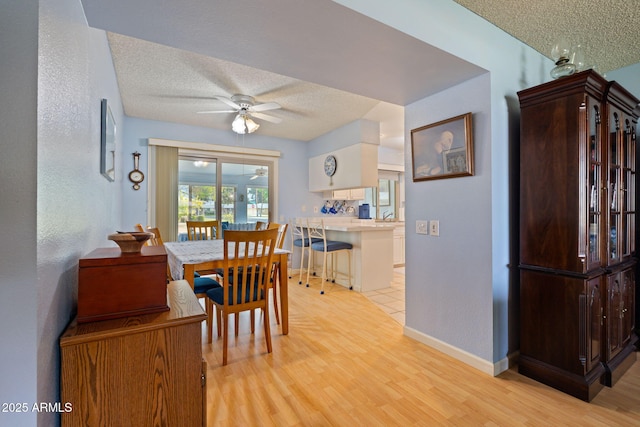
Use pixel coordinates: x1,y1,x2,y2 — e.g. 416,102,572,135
202,273,640,426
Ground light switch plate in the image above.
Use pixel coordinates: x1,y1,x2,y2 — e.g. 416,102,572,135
416,220,428,235
429,220,440,236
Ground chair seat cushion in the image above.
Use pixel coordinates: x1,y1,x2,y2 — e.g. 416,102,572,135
194,276,221,294
206,279,264,305
311,240,353,252
293,237,322,247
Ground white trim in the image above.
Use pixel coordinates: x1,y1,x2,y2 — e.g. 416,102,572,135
148,137,281,158
147,145,157,227
403,325,506,376
378,163,404,172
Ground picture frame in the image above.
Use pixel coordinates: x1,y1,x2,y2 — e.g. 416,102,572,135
100,98,116,182
410,112,474,182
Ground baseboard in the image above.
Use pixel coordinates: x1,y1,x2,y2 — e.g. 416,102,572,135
403,325,510,376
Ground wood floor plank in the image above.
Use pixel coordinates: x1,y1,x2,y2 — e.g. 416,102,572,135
203,274,640,426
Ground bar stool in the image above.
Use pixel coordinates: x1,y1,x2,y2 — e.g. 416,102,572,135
289,218,320,285
305,219,353,294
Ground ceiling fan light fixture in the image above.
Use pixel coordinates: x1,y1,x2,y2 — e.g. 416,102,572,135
231,113,260,134
232,114,247,134
245,117,260,133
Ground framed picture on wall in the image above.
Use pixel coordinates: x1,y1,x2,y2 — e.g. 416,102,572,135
100,98,116,182
410,112,474,182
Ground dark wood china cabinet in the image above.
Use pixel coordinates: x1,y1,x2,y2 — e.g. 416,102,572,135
518,70,639,401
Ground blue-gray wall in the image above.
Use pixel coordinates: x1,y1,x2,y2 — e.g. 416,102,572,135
1,2,39,426
121,117,322,229
2,0,124,426
2,1,639,426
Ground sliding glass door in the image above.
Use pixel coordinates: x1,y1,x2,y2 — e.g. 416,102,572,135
220,162,270,224
178,154,271,238
178,157,217,238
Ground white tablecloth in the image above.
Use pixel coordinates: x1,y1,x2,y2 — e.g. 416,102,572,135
164,240,289,281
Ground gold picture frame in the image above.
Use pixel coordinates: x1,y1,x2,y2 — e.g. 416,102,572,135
411,112,474,182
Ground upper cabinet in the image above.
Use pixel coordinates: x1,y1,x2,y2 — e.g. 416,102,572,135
309,143,379,192
324,188,366,200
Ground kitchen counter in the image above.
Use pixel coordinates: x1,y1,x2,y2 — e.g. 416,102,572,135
311,218,396,292
323,222,398,232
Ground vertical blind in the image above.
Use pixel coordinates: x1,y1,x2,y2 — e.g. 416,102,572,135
154,145,178,242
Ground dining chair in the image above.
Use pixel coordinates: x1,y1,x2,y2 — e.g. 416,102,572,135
133,225,171,281
186,220,220,240
143,225,220,300
205,228,279,365
305,218,353,294
266,222,288,325
145,226,165,247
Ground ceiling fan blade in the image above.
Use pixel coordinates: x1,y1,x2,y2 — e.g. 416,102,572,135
251,112,282,124
213,95,241,110
249,102,281,112
196,110,237,114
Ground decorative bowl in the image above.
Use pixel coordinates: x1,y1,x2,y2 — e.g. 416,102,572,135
108,231,154,253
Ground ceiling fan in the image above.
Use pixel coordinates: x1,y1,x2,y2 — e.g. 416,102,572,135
197,94,282,134
250,167,268,180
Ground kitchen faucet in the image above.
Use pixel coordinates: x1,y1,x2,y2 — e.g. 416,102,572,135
383,211,393,221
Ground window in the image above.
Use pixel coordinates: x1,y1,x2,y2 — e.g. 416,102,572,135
364,171,402,220
178,155,272,237
247,186,269,222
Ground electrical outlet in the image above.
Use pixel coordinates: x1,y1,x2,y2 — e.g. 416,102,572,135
416,220,428,235
429,220,440,236
313,206,319,213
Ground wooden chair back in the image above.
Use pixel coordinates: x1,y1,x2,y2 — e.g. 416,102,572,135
270,222,288,249
208,228,279,365
146,227,164,247
142,226,170,281
135,224,163,247
186,220,219,240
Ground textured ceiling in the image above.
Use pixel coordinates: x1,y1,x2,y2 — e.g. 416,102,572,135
453,0,640,74
82,0,485,147
108,33,387,143
83,0,639,147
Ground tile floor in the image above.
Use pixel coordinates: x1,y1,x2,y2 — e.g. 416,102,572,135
362,267,405,325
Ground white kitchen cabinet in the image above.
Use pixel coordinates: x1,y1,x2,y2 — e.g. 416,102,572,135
309,143,378,192
393,225,405,266
324,188,365,200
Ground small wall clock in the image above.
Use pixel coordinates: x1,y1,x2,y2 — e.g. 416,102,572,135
128,151,144,190
324,154,337,186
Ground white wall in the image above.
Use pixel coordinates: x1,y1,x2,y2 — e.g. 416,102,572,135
0,1,123,426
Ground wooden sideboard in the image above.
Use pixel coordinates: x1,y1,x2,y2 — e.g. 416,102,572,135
60,280,207,426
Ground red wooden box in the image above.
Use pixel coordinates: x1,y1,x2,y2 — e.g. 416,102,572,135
77,246,169,323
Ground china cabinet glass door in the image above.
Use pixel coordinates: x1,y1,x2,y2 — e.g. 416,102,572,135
588,101,602,268
608,109,622,263
622,118,636,258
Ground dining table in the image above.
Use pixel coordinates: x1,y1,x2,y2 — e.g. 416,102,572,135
164,239,291,335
